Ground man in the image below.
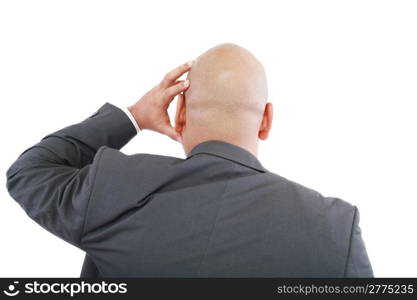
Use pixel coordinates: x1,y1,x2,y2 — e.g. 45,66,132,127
6,43,373,277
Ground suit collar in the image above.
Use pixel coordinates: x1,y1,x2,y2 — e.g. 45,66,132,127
186,140,267,173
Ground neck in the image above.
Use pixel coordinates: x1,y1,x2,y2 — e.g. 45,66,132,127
184,134,259,157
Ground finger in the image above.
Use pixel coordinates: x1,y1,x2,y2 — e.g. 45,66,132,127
175,93,184,123
161,60,193,87
164,80,190,102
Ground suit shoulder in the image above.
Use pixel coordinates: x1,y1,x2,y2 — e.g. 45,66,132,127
268,172,355,218
91,146,184,182
268,173,357,273
98,146,183,166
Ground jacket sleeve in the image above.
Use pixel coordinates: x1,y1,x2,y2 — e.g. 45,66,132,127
5,103,137,247
344,206,374,277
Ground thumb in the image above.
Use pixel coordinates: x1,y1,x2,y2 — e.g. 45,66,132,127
161,125,182,143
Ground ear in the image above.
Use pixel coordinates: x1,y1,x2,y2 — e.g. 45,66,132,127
175,93,186,135
258,102,273,140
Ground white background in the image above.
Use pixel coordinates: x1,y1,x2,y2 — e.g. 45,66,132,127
0,0,416,277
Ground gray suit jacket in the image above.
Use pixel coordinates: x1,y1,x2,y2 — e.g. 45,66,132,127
6,103,373,277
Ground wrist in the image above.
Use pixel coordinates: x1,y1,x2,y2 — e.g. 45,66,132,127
128,105,146,130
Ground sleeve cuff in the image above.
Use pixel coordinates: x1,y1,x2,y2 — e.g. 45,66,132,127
121,107,141,133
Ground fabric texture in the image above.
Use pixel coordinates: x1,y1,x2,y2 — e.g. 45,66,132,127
6,103,373,277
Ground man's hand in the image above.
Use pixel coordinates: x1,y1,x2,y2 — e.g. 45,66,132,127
128,61,193,142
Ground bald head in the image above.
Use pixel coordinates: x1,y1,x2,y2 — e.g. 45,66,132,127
175,43,272,156
186,43,267,125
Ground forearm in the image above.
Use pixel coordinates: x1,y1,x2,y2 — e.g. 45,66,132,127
6,103,137,245
6,60,191,246
42,103,137,164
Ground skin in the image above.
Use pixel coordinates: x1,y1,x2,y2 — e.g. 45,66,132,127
129,43,273,157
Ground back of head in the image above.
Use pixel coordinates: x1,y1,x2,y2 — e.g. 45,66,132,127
176,43,271,156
